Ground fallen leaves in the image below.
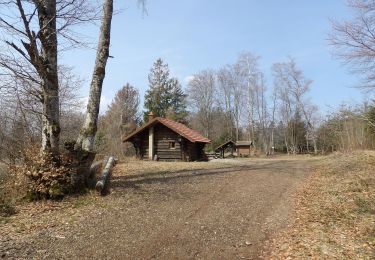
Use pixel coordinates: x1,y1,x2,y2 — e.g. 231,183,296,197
263,151,375,259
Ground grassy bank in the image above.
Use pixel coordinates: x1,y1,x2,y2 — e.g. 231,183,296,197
265,151,375,259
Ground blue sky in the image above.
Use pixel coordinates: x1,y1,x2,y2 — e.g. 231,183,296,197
61,0,367,113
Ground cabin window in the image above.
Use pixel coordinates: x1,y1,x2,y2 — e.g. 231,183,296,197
169,141,176,149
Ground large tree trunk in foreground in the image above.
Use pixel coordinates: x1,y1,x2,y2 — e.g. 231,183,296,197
41,79,60,156
75,0,113,152
26,0,61,155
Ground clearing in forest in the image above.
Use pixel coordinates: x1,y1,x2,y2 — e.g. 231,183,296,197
1,156,318,259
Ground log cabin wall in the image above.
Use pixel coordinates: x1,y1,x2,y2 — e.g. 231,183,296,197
154,124,182,161
185,142,197,161
138,131,149,160
185,142,206,161
195,142,206,161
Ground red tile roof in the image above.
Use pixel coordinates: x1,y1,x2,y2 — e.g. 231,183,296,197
123,117,211,143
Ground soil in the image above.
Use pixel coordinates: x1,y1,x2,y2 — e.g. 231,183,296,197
0,156,316,259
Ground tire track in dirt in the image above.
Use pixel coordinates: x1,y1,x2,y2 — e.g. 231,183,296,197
137,159,311,259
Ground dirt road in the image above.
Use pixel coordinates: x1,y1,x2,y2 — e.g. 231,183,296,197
0,157,314,259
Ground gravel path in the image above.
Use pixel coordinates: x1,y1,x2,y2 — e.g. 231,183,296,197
1,158,313,259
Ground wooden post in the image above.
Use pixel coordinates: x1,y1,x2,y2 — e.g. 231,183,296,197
148,126,154,160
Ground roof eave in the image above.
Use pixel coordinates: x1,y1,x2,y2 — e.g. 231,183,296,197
123,117,211,143
122,118,159,142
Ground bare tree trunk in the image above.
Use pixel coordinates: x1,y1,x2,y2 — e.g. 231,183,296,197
270,92,277,155
41,85,60,155
312,137,318,155
8,0,61,156
76,0,113,151
38,0,60,156
284,133,289,154
306,136,309,153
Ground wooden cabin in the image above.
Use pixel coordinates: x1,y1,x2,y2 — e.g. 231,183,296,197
123,114,210,161
236,141,253,157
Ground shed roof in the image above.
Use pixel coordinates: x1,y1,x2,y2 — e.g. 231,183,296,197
123,117,211,143
236,141,253,146
215,140,235,151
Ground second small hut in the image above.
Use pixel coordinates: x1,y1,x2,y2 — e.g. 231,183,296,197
215,140,253,158
215,140,236,158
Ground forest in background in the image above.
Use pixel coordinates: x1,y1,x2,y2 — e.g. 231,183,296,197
2,53,375,162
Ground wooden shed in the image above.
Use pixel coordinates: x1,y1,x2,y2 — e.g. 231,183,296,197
236,141,253,157
215,140,235,158
123,115,211,161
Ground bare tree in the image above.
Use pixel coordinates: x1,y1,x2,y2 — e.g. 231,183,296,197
272,58,314,154
99,83,140,158
0,0,99,156
236,52,260,143
269,90,277,155
217,66,235,140
0,0,146,156
316,103,375,153
0,0,150,198
253,73,271,153
0,65,83,162
75,0,113,152
217,64,247,141
329,0,375,88
187,70,216,139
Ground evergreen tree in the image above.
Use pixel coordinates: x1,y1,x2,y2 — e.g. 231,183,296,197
166,78,188,123
144,58,170,119
144,58,188,122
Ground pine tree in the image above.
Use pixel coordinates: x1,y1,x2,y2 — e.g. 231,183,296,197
167,78,188,123
144,58,188,122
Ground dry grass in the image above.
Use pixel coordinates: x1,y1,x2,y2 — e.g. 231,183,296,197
264,151,375,259
0,163,7,181
114,158,231,177
0,163,29,218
